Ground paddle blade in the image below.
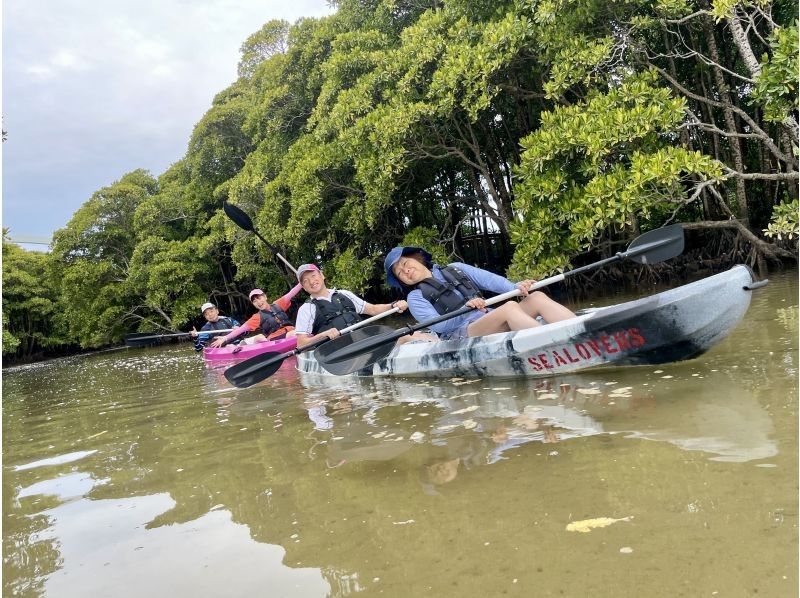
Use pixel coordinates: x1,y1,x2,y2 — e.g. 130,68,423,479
223,202,255,232
314,325,401,375
624,224,684,265
224,351,291,388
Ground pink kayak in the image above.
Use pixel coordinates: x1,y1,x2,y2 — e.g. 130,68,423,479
202,336,297,362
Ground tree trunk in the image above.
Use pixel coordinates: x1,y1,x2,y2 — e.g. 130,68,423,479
702,17,750,223
727,7,799,141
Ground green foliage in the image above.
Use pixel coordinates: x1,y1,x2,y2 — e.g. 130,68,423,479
52,260,130,347
2,311,21,355
543,36,613,99
2,235,64,357
238,20,289,78
709,0,773,20
400,226,450,266
751,24,799,122
52,169,155,265
763,199,800,241
128,237,216,327
511,71,724,278
321,247,378,293
14,0,794,359
187,80,255,188
50,170,158,346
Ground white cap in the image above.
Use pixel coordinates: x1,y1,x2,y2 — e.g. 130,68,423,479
200,302,216,314
296,263,321,283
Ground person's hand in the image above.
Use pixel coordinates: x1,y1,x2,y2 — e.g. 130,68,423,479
323,328,340,341
393,300,408,313
190,327,199,338
465,297,487,311
516,280,536,296
209,336,226,348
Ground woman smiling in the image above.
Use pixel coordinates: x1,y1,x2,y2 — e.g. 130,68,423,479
384,246,575,341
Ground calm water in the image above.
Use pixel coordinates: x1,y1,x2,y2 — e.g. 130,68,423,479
3,269,798,597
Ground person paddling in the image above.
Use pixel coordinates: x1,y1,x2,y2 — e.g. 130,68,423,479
191,303,241,351
209,283,303,348
384,247,575,340
294,263,435,348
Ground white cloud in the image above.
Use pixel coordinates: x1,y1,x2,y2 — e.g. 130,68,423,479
2,0,336,240
51,50,85,70
24,64,54,78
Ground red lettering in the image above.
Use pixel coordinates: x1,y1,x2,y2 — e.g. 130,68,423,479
628,328,646,347
600,335,618,353
538,353,553,369
553,350,567,366
575,343,592,360
587,340,602,357
613,331,631,351
527,356,543,371
562,347,581,363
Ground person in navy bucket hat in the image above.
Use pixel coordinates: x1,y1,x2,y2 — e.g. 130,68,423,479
384,246,575,341
384,247,432,290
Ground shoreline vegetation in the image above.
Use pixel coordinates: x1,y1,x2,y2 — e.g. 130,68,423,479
3,0,798,365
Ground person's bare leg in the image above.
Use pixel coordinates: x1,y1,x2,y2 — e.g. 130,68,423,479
519,291,575,323
466,302,539,337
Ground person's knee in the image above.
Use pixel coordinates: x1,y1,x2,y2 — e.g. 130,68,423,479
500,301,524,314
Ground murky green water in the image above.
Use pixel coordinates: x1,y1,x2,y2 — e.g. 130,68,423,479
3,269,798,597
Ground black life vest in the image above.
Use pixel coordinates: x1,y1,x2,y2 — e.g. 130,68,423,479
259,304,292,335
196,316,240,350
418,265,482,315
204,317,237,331
311,292,361,334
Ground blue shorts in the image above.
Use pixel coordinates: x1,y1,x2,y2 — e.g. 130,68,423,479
441,321,471,341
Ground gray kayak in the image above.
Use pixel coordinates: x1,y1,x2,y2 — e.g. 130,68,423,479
297,265,763,379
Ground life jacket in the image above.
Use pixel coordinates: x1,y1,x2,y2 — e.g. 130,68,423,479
204,317,237,331
311,292,361,334
418,265,482,315
197,316,240,350
259,304,292,336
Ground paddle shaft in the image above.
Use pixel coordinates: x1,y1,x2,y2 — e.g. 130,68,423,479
252,229,297,275
223,202,297,274
323,232,683,361
226,307,401,381
126,328,235,342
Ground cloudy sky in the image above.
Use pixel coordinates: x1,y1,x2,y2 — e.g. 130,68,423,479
2,0,335,249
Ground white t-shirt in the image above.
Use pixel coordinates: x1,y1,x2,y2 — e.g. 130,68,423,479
294,289,367,335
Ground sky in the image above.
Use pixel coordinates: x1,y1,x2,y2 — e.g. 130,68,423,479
2,0,335,250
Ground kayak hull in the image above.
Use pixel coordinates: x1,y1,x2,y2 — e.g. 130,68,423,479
203,336,297,362
297,265,758,378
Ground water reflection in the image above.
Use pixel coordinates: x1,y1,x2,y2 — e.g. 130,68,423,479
3,269,797,597
295,367,778,477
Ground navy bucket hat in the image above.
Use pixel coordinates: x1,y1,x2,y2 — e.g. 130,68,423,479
384,246,433,289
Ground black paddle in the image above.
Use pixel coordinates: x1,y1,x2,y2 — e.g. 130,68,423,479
314,224,686,375
223,202,297,275
223,306,402,388
123,328,235,347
